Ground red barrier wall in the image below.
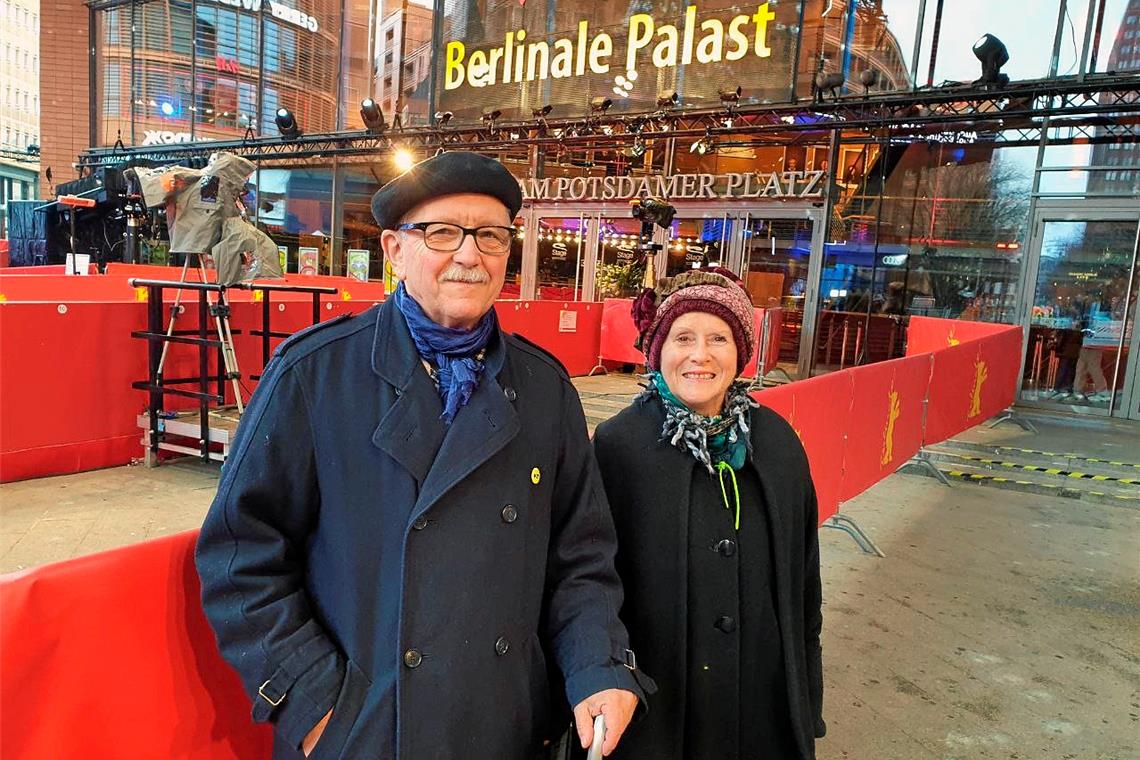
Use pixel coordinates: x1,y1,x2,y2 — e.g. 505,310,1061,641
752,370,854,522
839,354,930,502
0,531,272,760
495,300,604,377
906,315,1017,356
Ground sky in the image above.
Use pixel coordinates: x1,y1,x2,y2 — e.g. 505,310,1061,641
881,0,1131,84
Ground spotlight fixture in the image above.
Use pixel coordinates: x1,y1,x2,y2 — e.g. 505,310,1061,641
718,86,742,106
858,69,879,94
689,130,716,156
626,116,648,134
532,104,553,118
972,33,1009,87
275,107,302,139
360,99,386,133
434,110,454,126
625,135,647,158
656,91,679,109
813,71,845,101
480,108,502,136
590,97,613,114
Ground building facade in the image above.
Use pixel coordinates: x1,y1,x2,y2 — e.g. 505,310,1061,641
56,0,1140,420
1,0,41,234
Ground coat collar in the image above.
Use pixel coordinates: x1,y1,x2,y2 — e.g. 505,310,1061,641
369,300,519,514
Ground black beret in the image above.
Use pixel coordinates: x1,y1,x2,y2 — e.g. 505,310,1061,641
370,151,523,229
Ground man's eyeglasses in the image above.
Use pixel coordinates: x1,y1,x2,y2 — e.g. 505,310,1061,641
396,222,515,255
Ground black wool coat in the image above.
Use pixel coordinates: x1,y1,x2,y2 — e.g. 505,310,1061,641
593,395,826,760
195,301,648,760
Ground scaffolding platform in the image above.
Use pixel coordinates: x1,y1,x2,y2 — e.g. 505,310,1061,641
136,407,242,466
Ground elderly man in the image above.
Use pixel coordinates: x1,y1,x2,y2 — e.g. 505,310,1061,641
195,152,651,760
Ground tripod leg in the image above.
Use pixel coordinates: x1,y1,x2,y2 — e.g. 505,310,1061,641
199,259,245,414
156,254,193,381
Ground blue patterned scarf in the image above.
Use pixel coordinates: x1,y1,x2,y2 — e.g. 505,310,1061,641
393,283,495,425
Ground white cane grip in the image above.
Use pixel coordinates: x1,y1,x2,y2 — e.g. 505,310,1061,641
587,713,605,760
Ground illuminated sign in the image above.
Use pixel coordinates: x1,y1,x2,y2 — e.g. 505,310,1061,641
209,0,319,33
445,3,777,90
520,171,825,202
141,131,217,145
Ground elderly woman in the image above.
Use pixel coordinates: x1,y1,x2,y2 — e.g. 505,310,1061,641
593,268,825,759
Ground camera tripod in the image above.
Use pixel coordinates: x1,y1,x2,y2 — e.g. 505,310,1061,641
156,252,245,414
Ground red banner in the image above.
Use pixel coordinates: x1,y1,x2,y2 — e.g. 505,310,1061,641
0,531,272,760
495,300,604,376
840,355,931,501
599,298,646,365
753,371,853,523
906,315,1017,356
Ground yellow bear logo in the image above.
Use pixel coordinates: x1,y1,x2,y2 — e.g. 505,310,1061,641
969,358,988,418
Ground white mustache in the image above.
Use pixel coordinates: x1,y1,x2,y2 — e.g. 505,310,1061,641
438,264,490,284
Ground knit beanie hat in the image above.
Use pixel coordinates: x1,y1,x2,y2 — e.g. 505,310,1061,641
632,266,755,375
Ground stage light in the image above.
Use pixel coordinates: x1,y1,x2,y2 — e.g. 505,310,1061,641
275,108,302,139
393,148,415,173
481,109,502,123
360,99,387,134
719,86,742,106
690,130,716,156
590,97,613,114
813,72,845,100
858,69,879,93
532,105,553,118
434,110,454,126
972,34,1009,87
626,136,647,158
656,91,679,109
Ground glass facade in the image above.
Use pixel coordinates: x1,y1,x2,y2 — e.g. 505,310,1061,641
89,0,1140,404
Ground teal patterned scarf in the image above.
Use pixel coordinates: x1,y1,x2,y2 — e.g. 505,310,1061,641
639,371,758,474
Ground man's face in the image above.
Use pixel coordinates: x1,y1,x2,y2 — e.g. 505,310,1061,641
381,193,511,330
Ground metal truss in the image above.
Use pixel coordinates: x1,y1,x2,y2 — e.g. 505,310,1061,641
80,75,1140,168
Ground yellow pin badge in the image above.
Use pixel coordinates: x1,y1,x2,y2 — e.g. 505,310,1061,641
531,467,541,485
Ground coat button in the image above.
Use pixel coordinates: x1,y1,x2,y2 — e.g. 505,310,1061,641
403,648,423,668
412,516,429,531
494,636,510,656
715,615,737,633
501,504,518,523
716,539,737,557
504,387,518,402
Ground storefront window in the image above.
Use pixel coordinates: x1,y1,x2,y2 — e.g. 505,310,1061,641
594,217,647,300
252,166,334,275
536,215,587,301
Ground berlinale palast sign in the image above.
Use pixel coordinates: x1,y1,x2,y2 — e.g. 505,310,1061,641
519,171,825,202
445,3,779,90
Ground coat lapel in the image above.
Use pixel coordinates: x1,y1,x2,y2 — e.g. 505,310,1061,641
369,301,447,485
412,330,520,520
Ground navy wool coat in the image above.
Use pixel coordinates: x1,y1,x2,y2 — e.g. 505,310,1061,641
594,396,826,760
195,301,648,760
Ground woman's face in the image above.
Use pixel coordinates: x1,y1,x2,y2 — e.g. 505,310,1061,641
659,311,738,417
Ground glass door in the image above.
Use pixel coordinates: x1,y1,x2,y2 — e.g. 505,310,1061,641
737,216,817,378
1019,207,1140,418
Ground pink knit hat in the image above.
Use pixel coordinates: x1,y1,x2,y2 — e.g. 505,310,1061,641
632,267,755,374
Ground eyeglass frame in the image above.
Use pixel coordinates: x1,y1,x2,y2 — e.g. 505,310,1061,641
395,221,515,256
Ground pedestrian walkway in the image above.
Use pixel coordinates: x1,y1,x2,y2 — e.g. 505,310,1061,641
1,376,1136,758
